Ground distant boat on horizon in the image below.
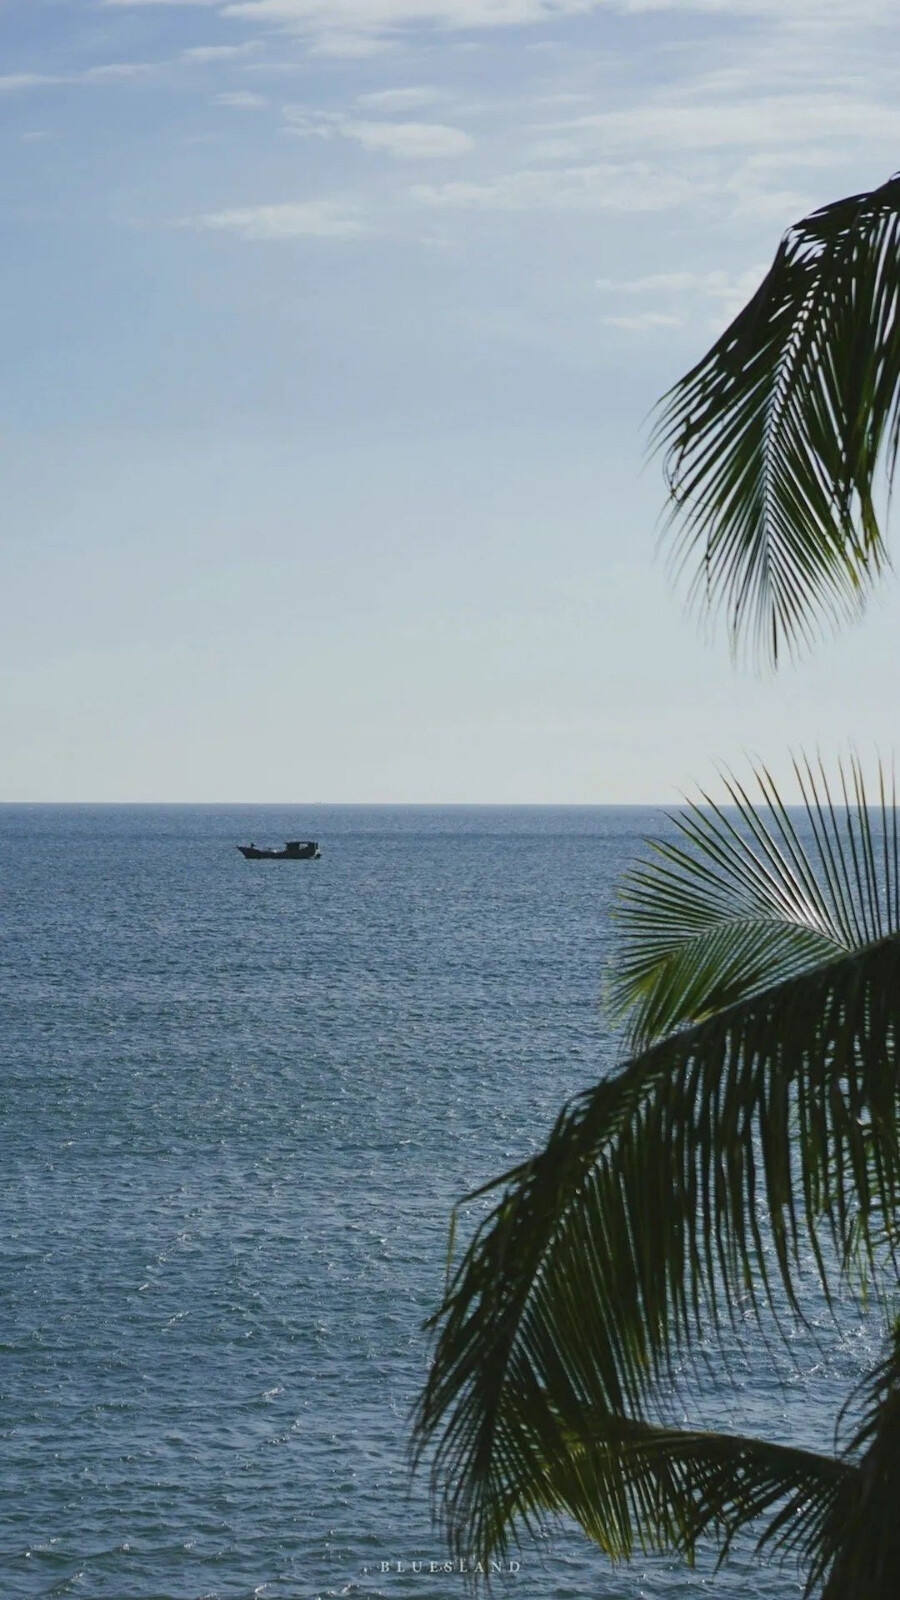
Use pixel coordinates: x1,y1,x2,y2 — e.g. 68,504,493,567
237,840,321,861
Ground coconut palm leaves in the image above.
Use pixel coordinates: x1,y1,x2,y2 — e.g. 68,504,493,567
655,171,900,665
493,1411,849,1578
413,759,900,1596
616,753,899,1047
818,1324,900,1596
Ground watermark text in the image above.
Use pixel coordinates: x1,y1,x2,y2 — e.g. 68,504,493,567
377,1559,520,1575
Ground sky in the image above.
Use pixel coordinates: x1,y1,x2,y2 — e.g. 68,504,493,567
2,0,900,802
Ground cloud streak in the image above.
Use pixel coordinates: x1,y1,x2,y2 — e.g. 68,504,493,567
186,197,367,238
356,86,445,111
223,0,605,30
558,93,900,153
285,108,474,159
412,162,702,212
0,74,66,93
596,268,765,298
596,266,771,333
181,43,261,60
213,89,268,106
602,311,683,332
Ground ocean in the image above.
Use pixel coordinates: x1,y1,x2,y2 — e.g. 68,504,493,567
0,805,877,1599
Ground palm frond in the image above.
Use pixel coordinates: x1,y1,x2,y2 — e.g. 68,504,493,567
518,1413,848,1583
654,171,900,665
809,1322,900,1598
615,753,900,1048
413,936,900,1562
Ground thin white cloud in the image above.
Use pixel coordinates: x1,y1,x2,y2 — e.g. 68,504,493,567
223,0,605,29
83,61,156,80
741,148,853,175
726,183,812,224
307,31,396,56
103,0,220,7
181,42,261,60
187,198,367,239
522,57,897,229
213,89,268,106
344,119,472,158
0,74,65,93
412,162,701,212
597,265,770,332
0,47,260,97
0,63,160,93
100,0,900,23
285,108,473,159
357,86,444,111
98,0,900,71
98,0,898,12
597,270,711,293
602,311,684,331
565,93,900,152
623,0,896,18
596,268,764,298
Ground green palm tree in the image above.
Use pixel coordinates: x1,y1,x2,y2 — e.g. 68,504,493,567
415,758,900,1594
655,169,900,667
413,168,900,1596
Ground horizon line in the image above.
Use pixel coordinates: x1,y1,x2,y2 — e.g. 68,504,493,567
0,798,676,808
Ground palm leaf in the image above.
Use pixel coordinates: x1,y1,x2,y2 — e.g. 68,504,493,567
817,1325,900,1598
654,171,900,665
493,1410,848,1578
615,754,900,1048
414,936,900,1564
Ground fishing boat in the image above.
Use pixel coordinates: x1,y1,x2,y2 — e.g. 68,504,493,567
237,840,320,861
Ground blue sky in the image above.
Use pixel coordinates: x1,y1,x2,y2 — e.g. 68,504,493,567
3,0,900,801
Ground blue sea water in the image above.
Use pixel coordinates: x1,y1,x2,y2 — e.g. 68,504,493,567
0,805,879,1600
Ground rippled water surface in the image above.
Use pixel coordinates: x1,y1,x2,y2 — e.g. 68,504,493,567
0,806,877,1599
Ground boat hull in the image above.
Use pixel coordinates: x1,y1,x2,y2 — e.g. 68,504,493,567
237,844,320,860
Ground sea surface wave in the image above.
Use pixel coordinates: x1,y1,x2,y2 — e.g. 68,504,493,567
0,806,876,1599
